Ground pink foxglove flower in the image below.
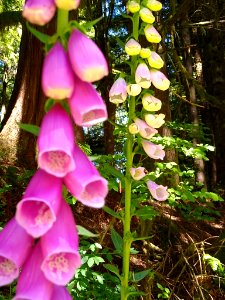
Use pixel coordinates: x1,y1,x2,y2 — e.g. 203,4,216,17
69,76,107,127
134,118,158,139
64,145,108,208
38,104,76,177
144,24,161,43
142,140,165,160
145,0,162,11
145,113,165,128
109,78,127,104
148,51,164,69
68,29,108,82
127,83,142,96
22,0,56,26
147,180,169,201
42,42,75,100
139,7,155,24
142,94,162,111
135,63,151,89
0,218,33,287
51,286,72,300
41,199,81,285
130,167,147,180
13,243,53,300
16,169,62,238
125,39,141,56
55,0,80,10
150,69,170,91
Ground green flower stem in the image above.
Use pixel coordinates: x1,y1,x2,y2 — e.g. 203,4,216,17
57,9,69,36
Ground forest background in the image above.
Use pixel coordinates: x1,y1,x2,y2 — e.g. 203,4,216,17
1,0,225,299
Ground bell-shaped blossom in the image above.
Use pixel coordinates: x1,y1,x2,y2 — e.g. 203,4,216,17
22,0,56,26
148,51,164,69
55,0,80,10
42,42,75,100
144,24,161,43
142,94,162,111
38,104,76,177
142,140,165,160
140,48,151,58
125,39,141,56
127,1,140,13
109,78,127,104
13,243,53,300
145,113,165,128
129,123,139,134
127,83,142,96
68,29,108,82
150,69,170,91
51,286,72,300
16,169,62,238
0,218,33,287
64,145,108,208
135,63,151,89
130,167,147,180
139,7,155,23
134,118,158,139
69,76,107,127
147,180,169,201
145,0,162,11
41,199,81,285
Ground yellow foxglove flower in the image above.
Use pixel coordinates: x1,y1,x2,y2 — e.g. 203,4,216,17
140,48,151,58
125,39,141,56
148,51,164,69
145,113,165,128
127,84,142,96
139,7,155,24
127,1,140,13
142,94,162,111
144,24,161,43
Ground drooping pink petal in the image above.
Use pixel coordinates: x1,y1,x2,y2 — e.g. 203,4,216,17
134,118,158,139
22,0,56,26
147,180,169,201
130,167,147,181
13,243,53,300
69,76,108,127
0,218,33,287
150,69,170,91
41,199,81,286
51,285,72,300
54,0,80,10
42,42,75,100
109,78,127,104
38,104,76,177
16,169,62,238
68,29,108,82
64,145,108,208
142,140,165,160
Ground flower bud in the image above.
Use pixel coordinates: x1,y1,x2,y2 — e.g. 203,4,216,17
142,140,165,160
127,1,140,13
135,63,151,89
142,94,162,111
55,0,80,10
129,123,139,134
147,180,169,201
127,84,142,96
145,113,165,128
150,69,170,91
125,39,141,56
130,167,147,180
140,48,151,58
139,7,155,24
109,78,127,104
148,51,164,69
144,24,161,43
145,0,162,12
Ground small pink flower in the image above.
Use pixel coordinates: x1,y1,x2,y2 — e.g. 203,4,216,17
68,29,108,82
0,218,33,287
148,51,164,69
125,39,141,56
135,63,151,89
139,7,155,24
42,42,75,100
109,78,127,104
144,24,161,43
55,0,80,10
142,140,165,160
64,145,108,208
51,286,72,300
13,243,53,300
38,104,76,177
150,69,170,91
134,118,158,139
41,199,81,285
22,0,56,26
69,76,108,127
130,167,147,180
147,180,169,201
16,169,62,238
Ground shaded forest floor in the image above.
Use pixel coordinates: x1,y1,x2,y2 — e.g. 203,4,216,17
1,162,225,299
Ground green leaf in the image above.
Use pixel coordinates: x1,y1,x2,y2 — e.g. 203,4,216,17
105,164,124,180
135,207,158,220
44,98,55,112
26,22,54,44
18,123,39,136
133,269,153,281
103,206,122,220
83,16,103,30
76,225,98,237
87,257,95,268
111,227,123,253
103,264,121,278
